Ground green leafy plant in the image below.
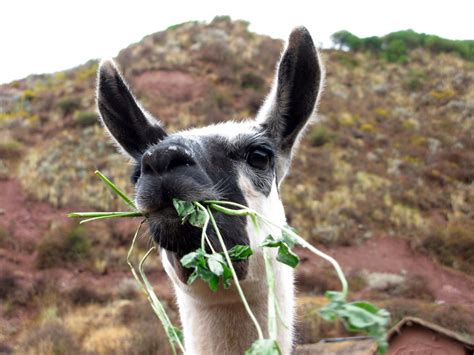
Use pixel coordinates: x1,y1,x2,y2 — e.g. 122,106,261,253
69,170,391,354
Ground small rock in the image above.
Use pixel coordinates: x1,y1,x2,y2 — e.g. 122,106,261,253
366,272,406,290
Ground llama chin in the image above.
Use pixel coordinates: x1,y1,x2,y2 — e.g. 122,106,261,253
96,26,323,355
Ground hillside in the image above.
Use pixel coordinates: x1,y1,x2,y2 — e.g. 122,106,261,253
0,17,473,353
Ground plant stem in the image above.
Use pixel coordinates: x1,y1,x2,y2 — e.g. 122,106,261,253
206,200,349,298
69,211,144,224
193,202,216,254
253,217,278,340
126,220,185,354
95,170,138,210
207,207,264,340
139,247,186,354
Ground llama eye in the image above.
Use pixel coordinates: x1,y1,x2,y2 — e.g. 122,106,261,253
247,148,271,170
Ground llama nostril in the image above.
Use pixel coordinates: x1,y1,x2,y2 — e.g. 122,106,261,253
141,151,158,175
166,151,195,171
141,145,196,176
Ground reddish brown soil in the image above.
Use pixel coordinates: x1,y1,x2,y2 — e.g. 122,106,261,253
133,71,207,102
0,178,174,300
297,237,474,306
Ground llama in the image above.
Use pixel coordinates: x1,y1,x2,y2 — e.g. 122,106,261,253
97,27,323,355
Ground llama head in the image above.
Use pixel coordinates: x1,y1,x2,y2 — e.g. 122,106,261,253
97,27,323,279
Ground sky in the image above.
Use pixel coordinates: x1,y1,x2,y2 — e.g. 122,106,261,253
1,0,473,84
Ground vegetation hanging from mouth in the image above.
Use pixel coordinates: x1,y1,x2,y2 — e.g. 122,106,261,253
69,170,391,354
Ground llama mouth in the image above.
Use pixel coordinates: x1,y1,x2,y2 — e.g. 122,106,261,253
146,206,181,222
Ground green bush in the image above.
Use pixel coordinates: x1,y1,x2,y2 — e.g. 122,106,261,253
384,39,408,63
404,69,426,91
0,139,23,159
58,97,81,116
240,71,265,90
331,29,474,61
308,125,335,147
35,224,91,269
74,111,98,127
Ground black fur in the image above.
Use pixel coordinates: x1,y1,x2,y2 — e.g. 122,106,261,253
97,61,167,159
135,134,250,257
260,27,322,181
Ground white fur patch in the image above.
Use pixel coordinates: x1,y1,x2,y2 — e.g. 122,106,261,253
178,120,259,141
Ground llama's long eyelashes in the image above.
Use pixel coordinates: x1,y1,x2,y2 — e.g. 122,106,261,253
246,148,273,170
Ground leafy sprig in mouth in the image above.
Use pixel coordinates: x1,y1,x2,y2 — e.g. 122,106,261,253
69,170,390,354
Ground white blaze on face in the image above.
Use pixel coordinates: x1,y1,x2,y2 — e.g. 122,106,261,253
237,172,287,246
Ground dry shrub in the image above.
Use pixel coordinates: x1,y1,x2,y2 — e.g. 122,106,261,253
347,271,367,292
0,269,17,300
385,275,435,301
30,274,60,302
35,223,91,269
17,319,82,355
430,304,473,334
67,285,108,305
296,267,340,294
128,321,173,355
83,325,131,354
118,300,177,354
420,218,474,274
383,298,472,334
0,344,12,354
0,139,23,159
58,97,81,116
240,71,265,90
199,42,232,64
294,296,349,344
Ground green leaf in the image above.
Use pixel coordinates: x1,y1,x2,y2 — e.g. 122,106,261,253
228,245,253,261
222,264,233,289
187,269,199,285
245,339,281,355
172,199,207,227
181,249,235,292
199,268,220,292
319,291,390,355
207,254,225,276
261,235,279,248
180,249,206,268
324,290,346,303
276,243,300,268
261,234,299,268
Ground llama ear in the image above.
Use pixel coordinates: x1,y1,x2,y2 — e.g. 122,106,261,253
97,59,167,160
257,27,323,180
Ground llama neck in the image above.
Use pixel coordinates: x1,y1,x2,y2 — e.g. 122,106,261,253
168,256,294,355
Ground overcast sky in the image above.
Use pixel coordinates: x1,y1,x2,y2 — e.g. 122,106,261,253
1,0,472,84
